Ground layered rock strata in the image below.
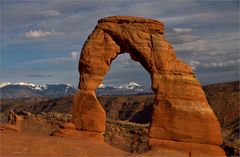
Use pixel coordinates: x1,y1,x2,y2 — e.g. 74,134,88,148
72,16,225,156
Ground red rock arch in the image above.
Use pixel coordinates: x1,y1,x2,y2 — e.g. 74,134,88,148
72,16,225,156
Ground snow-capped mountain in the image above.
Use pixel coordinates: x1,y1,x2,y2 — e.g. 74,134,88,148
0,82,11,88
97,83,118,90
118,81,143,91
96,81,147,96
13,82,48,90
0,81,151,98
98,83,106,89
0,82,77,98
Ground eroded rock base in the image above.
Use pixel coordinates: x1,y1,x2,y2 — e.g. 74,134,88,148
0,124,21,132
51,122,104,143
72,91,106,132
149,138,226,156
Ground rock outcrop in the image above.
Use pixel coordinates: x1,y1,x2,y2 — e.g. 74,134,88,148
72,16,225,156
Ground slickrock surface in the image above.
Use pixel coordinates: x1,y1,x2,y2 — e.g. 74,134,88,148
72,16,225,156
0,124,21,132
1,129,129,156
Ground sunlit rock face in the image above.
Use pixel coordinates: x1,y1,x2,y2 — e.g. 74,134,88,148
72,16,225,156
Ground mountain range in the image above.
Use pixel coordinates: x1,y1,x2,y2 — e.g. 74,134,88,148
0,82,77,98
96,81,152,96
0,81,151,98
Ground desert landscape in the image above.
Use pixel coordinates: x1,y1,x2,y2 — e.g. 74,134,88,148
0,81,239,156
1,1,239,157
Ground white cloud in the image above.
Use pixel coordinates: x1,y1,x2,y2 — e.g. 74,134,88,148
188,60,201,70
26,30,63,38
19,51,79,67
161,12,216,24
166,34,200,44
165,28,197,44
203,59,240,68
47,58,69,65
38,10,61,16
173,28,192,34
18,58,70,66
188,59,240,70
174,39,211,53
70,51,78,60
166,28,224,56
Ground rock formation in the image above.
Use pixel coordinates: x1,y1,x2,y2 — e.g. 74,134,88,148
0,110,22,132
72,16,225,156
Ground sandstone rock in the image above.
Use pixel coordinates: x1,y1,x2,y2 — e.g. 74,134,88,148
15,115,23,122
59,123,75,130
149,138,226,156
0,124,21,132
51,128,75,137
72,90,106,132
51,128,104,143
0,126,5,130
22,111,37,120
72,16,224,155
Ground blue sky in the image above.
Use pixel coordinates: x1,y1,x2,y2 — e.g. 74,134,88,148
1,0,239,88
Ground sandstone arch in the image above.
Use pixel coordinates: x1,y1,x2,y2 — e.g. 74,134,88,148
72,16,225,156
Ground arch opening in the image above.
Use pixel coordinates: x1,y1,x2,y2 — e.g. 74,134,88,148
96,52,153,152
98,52,152,92
97,52,153,123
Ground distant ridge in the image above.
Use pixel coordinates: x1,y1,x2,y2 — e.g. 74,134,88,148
96,81,152,96
0,81,152,98
0,82,77,98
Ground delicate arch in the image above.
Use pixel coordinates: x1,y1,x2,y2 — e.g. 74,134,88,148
72,16,224,155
